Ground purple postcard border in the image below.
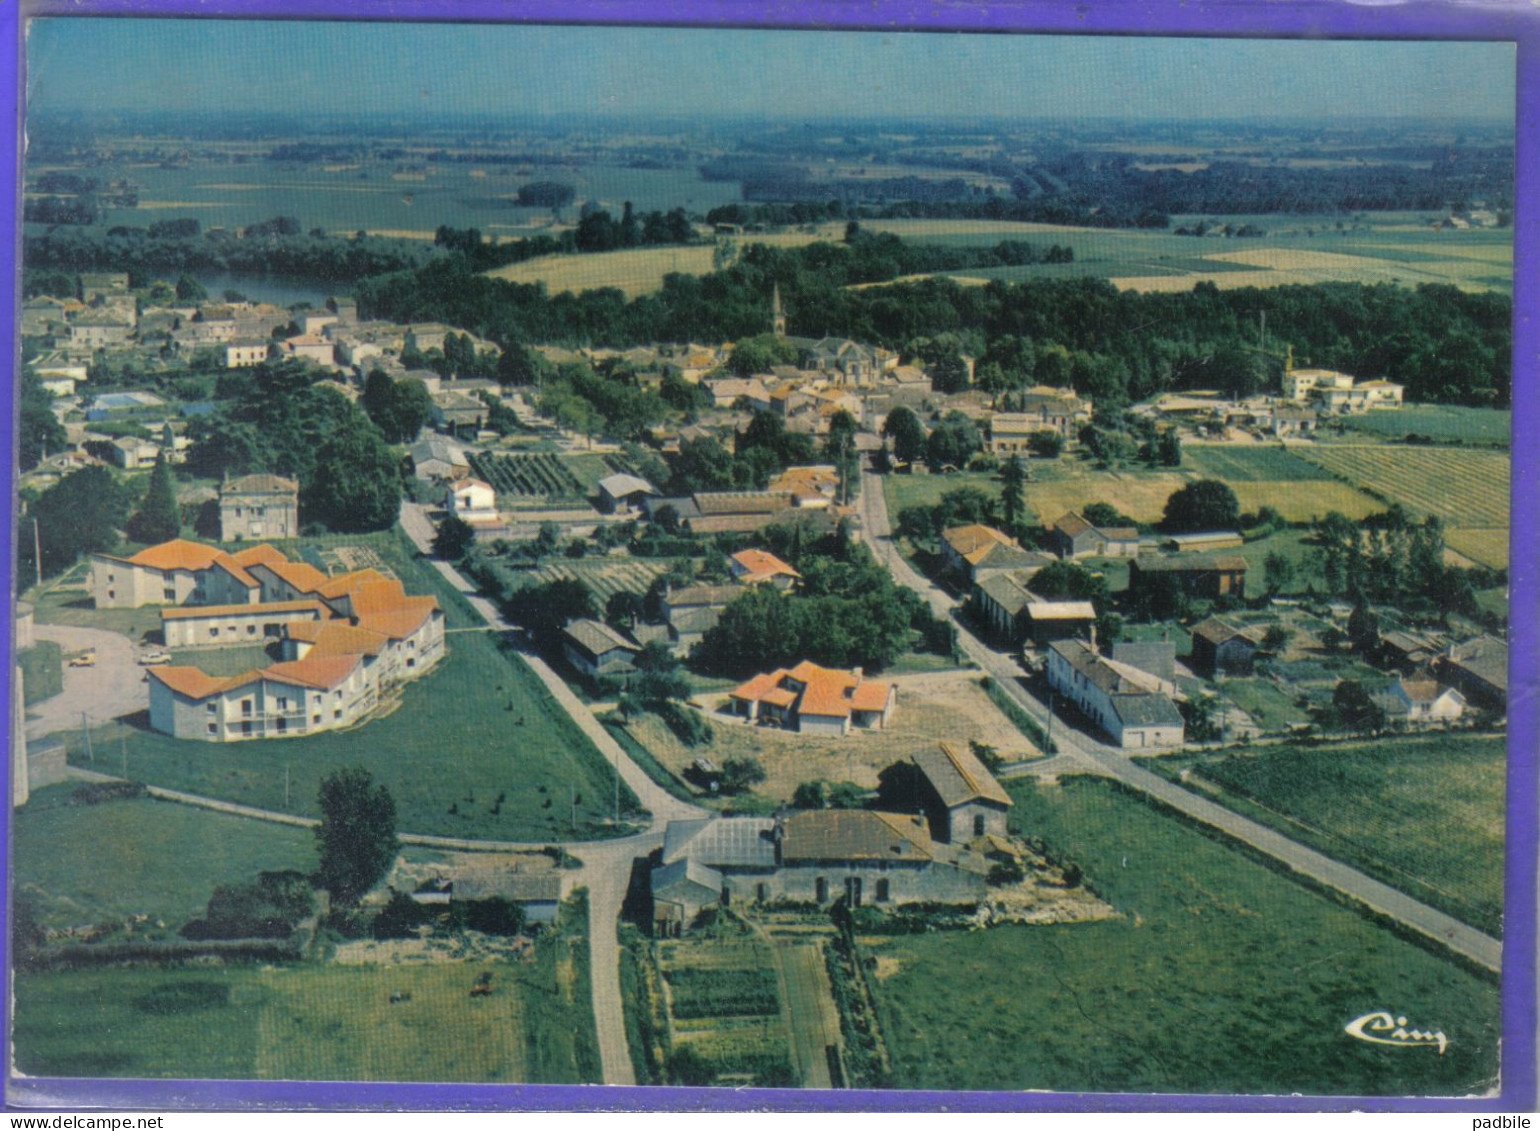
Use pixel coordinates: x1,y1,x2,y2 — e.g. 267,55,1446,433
2,0,1535,1114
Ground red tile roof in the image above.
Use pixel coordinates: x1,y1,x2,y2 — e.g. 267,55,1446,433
129,539,227,573
731,548,801,583
252,558,331,595
730,661,893,722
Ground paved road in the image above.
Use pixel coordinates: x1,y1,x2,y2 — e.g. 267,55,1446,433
858,467,1501,973
402,501,705,1084
26,623,150,741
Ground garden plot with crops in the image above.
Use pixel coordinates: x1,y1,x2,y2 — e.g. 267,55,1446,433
657,927,798,1087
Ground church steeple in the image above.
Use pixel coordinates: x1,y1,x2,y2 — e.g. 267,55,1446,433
771,282,786,338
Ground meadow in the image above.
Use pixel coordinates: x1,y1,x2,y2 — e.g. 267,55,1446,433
11,895,600,1083
19,640,63,704
1142,735,1506,937
12,781,318,931
861,775,1500,1095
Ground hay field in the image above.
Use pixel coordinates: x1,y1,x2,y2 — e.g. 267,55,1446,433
1298,445,1510,529
1021,473,1188,525
1111,242,1511,294
1444,527,1510,570
1227,480,1381,523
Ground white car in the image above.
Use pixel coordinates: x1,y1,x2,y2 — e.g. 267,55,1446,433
137,650,173,666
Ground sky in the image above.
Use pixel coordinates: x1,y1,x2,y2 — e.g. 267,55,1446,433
25,19,1516,127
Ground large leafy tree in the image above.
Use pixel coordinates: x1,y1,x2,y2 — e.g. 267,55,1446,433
1161,479,1240,534
882,406,927,465
315,767,399,905
21,466,130,581
362,370,434,444
126,451,181,545
301,415,402,533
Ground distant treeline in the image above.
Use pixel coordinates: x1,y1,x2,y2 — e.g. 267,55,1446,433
355,237,1510,409
23,223,433,284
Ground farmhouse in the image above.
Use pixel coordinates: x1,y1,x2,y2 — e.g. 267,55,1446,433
431,390,486,435
597,473,660,514
941,524,1013,579
1436,635,1508,710
727,660,896,736
651,808,991,927
1049,512,1141,561
562,619,641,680
766,465,841,505
1189,617,1258,678
1377,672,1467,725
1377,629,1448,673
147,577,445,742
409,433,470,482
1047,639,1185,750
659,584,739,653
1129,555,1248,601
225,341,271,369
279,334,336,367
728,549,801,590
974,571,1095,646
877,741,1013,844
219,473,300,542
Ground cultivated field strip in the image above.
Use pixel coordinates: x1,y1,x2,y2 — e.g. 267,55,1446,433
1297,445,1510,529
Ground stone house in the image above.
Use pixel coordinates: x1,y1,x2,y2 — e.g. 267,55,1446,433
1189,617,1258,679
562,619,641,680
877,741,1013,844
1049,512,1140,560
1047,639,1184,750
219,473,300,542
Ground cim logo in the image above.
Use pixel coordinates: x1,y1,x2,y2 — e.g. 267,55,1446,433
1344,1011,1449,1055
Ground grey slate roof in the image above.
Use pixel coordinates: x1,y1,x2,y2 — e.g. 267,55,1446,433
912,742,1012,809
1109,692,1185,729
1112,640,1178,683
563,618,638,659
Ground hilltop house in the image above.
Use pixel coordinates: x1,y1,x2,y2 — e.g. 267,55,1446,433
727,660,896,736
219,473,300,542
1047,639,1185,750
651,808,992,928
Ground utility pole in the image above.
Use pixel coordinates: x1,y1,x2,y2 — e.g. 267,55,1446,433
82,712,93,764
284,764,291,809
33,517,42,591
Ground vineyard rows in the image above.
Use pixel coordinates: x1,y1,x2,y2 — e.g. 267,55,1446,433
1299,445,1510,528
466,450,643,505
520,558,669,605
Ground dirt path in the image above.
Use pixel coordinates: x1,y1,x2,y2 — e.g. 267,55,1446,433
776,944,840,1089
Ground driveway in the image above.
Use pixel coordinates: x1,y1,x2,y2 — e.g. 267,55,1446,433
26,623,147,741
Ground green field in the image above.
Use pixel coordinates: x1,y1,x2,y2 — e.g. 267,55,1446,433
168,643,276,676
19,641,63,704
861,775,1499,1095
1343,405,1511,445
11,894,600,1083
1145,735,1505,936
1183,445,1336,483
13,782,318,931
1299,445,1510,530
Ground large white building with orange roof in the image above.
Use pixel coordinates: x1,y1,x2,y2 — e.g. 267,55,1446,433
92,537,445,741
90,539,281,609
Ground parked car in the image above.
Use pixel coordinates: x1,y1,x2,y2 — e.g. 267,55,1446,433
137,650,172,666
67,650,96,668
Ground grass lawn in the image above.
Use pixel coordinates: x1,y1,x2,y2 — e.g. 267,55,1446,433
11,895,600,1083
882,470,1005,518
19,641,63,704
1142,734,1505,937
12,782,318,931
1218,678,1310,731
1183,445,1336,483
861,775,1500,1096
79,628,640,841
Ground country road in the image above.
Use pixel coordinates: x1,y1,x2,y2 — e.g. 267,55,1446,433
857,466,1502,974
400,501,706,1085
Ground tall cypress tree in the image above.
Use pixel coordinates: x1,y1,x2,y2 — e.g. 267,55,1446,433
126,451,181,545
